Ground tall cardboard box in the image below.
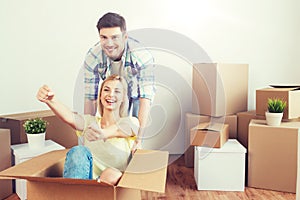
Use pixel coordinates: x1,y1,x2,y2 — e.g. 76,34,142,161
192,63,248,117
248,119,300,192
0,129,12,199
185,113,237,167
0,149,169,200
0,110,77,148
194,139,246,191
256,86,300,119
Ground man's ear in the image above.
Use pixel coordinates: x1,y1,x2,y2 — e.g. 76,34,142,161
123,32,128,40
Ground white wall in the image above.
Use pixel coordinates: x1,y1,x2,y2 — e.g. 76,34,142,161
0,0,299,152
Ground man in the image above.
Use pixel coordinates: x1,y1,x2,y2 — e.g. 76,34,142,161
83,12,155,151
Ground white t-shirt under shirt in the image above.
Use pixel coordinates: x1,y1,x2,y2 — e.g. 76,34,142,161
76,115,139,179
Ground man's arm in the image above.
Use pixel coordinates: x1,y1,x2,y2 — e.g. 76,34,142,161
132,98,151,151
84,99,97,115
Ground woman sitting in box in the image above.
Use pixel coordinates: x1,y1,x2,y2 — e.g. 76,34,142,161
36,75,139,185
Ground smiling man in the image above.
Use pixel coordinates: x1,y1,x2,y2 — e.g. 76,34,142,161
83,12,155,151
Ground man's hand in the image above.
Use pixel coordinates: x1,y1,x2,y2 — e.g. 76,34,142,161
85,122,106,141
131,138,142,154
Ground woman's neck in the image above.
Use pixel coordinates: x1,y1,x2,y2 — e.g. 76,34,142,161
101,110,120,128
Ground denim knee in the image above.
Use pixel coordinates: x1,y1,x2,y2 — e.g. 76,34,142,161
63,145,93,179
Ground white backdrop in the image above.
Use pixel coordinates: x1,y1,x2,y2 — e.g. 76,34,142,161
1,0,299,153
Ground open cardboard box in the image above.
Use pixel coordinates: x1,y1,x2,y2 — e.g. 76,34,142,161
0,149,169,200
190,122,229,148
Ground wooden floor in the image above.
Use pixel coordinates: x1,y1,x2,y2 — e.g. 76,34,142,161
141,155,296,200
4,155,296,200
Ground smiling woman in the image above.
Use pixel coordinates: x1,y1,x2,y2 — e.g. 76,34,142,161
36,74,139,185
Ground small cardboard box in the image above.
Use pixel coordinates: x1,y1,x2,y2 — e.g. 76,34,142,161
185,113,237,167
248,119,300,193
0,129,12,199
194,139,246,191
192,63,248,117
256,86,300,119
0,110,77,148
0,149,169,200
190,122,229,148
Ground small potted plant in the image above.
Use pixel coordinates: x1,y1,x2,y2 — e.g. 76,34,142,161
23,117,48,149
265,98,287,126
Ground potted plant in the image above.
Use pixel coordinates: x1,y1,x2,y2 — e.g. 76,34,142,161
265,98,287,126
23,117,48,149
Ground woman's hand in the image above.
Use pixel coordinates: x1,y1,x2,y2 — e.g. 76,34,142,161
85,122,107,141
36,85,55,103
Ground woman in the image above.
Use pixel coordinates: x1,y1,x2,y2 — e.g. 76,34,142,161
36,75,139,185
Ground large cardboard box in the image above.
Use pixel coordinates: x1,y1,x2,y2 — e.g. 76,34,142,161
194,139,246,191
185,113,237,167
0,110,77,148
11,140,65,200
256,86,300,119
248,119,300,192
0,129,12,199
190,122,229,148
0,149,169,200
192,63,248,117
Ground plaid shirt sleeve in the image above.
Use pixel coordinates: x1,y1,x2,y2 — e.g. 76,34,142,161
84,44,102,100
131,48,156,102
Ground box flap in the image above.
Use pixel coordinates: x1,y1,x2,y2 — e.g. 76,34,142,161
118,149,169,193
191,122,227,132
270,84,300,89
0,149,68,179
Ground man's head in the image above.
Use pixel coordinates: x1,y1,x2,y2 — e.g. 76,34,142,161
97,12,127,61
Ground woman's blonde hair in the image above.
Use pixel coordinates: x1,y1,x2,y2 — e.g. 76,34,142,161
97,75,129,117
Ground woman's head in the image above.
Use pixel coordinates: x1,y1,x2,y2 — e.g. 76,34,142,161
98,75,128,117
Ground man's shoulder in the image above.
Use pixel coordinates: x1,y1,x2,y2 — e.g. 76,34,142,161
126,39,154,65
87,42,103,57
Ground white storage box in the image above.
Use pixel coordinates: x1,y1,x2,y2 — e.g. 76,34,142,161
194,139,246,191
11,140,65,200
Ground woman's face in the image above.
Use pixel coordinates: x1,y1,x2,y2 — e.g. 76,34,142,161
100,80,124,112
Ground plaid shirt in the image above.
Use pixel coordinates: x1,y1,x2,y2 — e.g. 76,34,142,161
84,40,156,101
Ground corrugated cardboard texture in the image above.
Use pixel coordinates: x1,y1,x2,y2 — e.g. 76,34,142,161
118,150,168,193
0,129,12,199
192,63,248,117
256,87,300,119
190,122,229,148
0,149,168,200
248,119,300,193
0,110,77,148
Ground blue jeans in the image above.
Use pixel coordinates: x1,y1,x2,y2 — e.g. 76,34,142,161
129,98,139,118
63,146,93,179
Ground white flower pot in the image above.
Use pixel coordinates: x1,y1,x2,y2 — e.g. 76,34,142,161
26,132,46,150
265,112,283,126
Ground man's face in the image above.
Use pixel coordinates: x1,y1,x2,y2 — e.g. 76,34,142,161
99,27,127,61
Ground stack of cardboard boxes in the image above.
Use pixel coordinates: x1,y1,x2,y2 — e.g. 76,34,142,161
188,63,248,191
246,85,300,193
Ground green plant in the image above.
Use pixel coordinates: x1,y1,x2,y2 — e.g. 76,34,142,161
267,98,287,113
23,118,48,134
